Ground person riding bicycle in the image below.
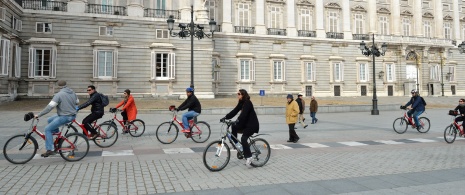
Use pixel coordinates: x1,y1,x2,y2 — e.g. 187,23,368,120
34,80,79,157
220,89,259,167
453,98,465,125
404,89,425,130
114,89,137,134
177,87,201,133
76,85,104,139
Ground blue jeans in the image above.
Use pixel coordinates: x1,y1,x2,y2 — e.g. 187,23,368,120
310,112,317,123
45,114,76,151
182,111,199,130
412,110,424,127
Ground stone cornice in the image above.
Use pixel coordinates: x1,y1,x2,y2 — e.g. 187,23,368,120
26,38,59,45
149,43,175,49
325,2,341,9
91,40,120,47
377,7,391,14
351,5,367,12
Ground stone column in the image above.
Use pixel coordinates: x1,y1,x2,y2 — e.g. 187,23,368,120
452,0,461,42
221,0,233,32
433,0,444,38
179,0,192,23
391,0,401,35
255,0,267,35
286,0,297,37
413,0,422,36
127,0,144,17
195,0,209,23
341,0,351,39
67,0,87,13
315,0,325,38
368,0,377,33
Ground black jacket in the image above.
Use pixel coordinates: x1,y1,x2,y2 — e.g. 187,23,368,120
178,94,201,114
296,98,303,114
225,100,259,134
455,104,465,116
78,92,104,114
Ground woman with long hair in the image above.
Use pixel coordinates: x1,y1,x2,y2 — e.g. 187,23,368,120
115,89,137,134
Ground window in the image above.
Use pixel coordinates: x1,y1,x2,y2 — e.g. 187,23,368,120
239,59,254,81
92,49,117,79
0,39,10,76
212,58,220,81
386,63,395,82
429,64,440,81
379,16,389,35
12,16,22,31
155,0,165,9
423,20,432,38
151,52,175,80
237,3,250,26
36,23,52,33
300,9,312,30
354,14,364,34
402,18,411,36
444,23,451,40
269,6,281,28
102,0,114,13
12,43,21,78
328,11,339,32
0,7,5,21
305,61,315,81
463,24,465,40
333,62,343,82
359,63,368,82
206,0,216,20
156,29,168,39
273,60,285,81
28,47,57,78
406,65,417,80
99,26,113,36
448,66,455,81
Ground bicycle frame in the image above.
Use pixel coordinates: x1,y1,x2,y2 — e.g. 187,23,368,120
22,119,76,152
450,116,464,135
216,120,258,157
68,119,108,138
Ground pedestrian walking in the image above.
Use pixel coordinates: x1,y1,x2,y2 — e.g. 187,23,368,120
286,94,300,143
310,96,318,124
295,93,308,128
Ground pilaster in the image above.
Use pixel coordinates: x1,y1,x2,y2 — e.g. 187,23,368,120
255,0,267,35
67,0,87,13
127,0,144,17
315,0,325,38
342,0,351,39
414,0,422,37
434,0,443,38
221,0,233,33
391,0,401,35
286,0,297,37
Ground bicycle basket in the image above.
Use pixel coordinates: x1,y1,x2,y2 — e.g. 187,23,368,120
169,105,176,111
449,110,458,116
24,112,34,121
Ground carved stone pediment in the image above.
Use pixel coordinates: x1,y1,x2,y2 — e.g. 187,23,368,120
377,7,390,14
422,12,434,18
351,5,366,12
297,0,313,6
266,0,286,4
443,15,453,20
325,2,341,9
400,10,413,16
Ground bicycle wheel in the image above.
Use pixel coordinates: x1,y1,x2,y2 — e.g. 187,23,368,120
58,132,89,162
249,138,271,167
63,124,78,136
203,140,230,172
190,121,211,143
128,119,145,137
417,117,431,133
156,122,179,144
94,123,118,148
393,118,408,134
3,134,38,164
444,125,457,144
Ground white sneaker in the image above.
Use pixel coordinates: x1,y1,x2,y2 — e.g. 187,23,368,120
245,157,252,166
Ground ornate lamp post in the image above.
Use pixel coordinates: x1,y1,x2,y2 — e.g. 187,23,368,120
439,51,445,96
166,5,216,89
359,34,387,115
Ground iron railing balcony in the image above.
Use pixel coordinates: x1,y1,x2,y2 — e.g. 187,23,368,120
87,4,126,16
298,30,316,37
144,9,179,19
234,26,255,34
326,32,343,39
21,0,67,11
353,34,370,40
267,28,286,36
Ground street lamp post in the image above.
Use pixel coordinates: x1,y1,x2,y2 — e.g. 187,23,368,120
359,34,387,115
166,5,216,89
440,51,445,96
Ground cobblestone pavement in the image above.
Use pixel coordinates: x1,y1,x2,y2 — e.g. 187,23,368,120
1,107,465,194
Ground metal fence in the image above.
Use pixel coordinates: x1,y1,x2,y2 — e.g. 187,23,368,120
234,26,255,34
298,30,316,37
144,9,179,19
87,4,126,16
21,0,67,11
267,28,286,36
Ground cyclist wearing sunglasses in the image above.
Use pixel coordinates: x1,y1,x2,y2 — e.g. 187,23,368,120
404,89,425,130
454,99,465,124
76,85,104,139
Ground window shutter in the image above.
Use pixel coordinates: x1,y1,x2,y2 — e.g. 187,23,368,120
392,64,396,81
312,62,316,81
151,51,155,79
168,53,175,79
251,60,255,81
341,63,344,81
113,50,118,78
99,26,107,36
366,64,369,81
15,46,21,78
5,40,10,76
0,8,5,21
28,48,34,78
282,61,285,81
50,48,56,78
18,20,22,31
93,49,98,78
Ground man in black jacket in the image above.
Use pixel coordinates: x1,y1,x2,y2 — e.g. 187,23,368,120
77,85,104,139
295,93,308,129
177,87,202,133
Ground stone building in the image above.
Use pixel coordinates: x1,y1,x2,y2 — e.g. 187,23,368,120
0,0,464,101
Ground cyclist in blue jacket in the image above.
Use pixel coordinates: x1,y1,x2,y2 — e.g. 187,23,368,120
404,89,425,130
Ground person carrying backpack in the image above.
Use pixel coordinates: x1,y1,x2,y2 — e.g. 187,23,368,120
77,85,105,139
404,89,425,131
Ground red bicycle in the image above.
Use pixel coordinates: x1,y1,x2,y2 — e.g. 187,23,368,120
156,105,211,144
3,112,90,164
64,119,118,148
444,110,464,143
102,108,145,137
393,106,430,134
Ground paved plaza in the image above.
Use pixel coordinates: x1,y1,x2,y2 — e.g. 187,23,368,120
1,97,465,194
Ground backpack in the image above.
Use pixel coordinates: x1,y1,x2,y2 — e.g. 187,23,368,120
100,93,109,107
420,97,427,106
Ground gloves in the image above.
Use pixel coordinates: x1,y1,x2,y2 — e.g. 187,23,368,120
75,106,79,111
220,117,226,122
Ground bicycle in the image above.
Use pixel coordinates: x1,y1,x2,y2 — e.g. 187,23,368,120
393,106,430,134
202,119,271,172
102,108,145,137
156,105,211,144
64,119,118,148
444,110,465,143
3,112,90,164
